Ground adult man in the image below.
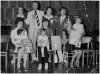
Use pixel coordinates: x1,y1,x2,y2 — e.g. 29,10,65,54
56,7,69,63
25,1,44,62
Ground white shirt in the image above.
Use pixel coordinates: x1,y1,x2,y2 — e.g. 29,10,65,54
60,16,66,24
37,35,49,47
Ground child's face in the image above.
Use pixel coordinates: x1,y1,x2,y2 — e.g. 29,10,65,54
43,21,48,28
62,31,67,39
75,18,81,23
20,31,25,36
41,31,46,36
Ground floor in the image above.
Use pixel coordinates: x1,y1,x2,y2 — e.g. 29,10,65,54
2,61,99,73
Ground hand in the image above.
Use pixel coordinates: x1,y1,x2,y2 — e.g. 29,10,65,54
32,13,36,19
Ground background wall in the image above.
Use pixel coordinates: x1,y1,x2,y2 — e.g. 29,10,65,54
1,1,99,35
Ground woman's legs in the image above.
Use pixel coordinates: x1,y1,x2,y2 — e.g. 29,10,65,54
70,50,78,67
75,50,82,67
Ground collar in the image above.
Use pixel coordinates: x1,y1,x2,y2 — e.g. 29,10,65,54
44,15,53,20
61,15,66,19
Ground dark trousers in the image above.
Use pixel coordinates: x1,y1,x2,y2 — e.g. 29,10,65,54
38,46,49,63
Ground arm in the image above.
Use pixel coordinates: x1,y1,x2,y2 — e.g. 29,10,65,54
24,12,32,25
11,30,19,46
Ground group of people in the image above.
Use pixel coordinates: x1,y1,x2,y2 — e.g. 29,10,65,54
10,1,85,72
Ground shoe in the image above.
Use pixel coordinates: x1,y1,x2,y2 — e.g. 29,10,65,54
11,59,14,64
45,63,48,70
38,64,42,70
17,68,21,72
70,63,74,68
24,67,27,72
30,60,34,63
75,62,79,68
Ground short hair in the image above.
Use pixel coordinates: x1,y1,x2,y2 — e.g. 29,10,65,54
15,17,24,26
17,29,24,35
32,1,41,10
60,7,69,16
41,28,47,34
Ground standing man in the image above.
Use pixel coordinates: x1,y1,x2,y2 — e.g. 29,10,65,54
56,7,69,63
25,1,44,62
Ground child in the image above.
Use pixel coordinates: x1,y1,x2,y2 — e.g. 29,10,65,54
61,30,69,64
69,17,85,68
37,29,50,70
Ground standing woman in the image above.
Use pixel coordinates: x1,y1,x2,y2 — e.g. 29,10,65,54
13,7,28,30
43,6,56,35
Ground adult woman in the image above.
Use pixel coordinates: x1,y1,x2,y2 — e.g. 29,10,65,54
13,7,28,30
69,17,85,68
11,18,28,72
43,6,56,35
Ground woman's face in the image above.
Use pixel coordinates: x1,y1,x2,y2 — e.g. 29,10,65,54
32,2,38,10
18,7,23,14
17,21,23,28
47,8,52,15
43,21,48,28
61,9,66,16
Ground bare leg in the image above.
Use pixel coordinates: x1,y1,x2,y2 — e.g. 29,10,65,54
70,50,78,67
75,50,82,67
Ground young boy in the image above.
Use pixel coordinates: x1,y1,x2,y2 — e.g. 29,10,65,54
37,29,50,70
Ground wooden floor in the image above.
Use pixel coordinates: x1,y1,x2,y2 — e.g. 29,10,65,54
4,61,99,73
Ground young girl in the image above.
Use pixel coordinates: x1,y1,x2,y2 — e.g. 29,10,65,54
37,29,50,70
69,17,85,68
61,30,69,64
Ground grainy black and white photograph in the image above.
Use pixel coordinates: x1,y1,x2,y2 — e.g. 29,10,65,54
0,0,99,73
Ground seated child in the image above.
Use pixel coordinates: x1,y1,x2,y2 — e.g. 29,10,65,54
37,29,50,70
61,30,69,64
